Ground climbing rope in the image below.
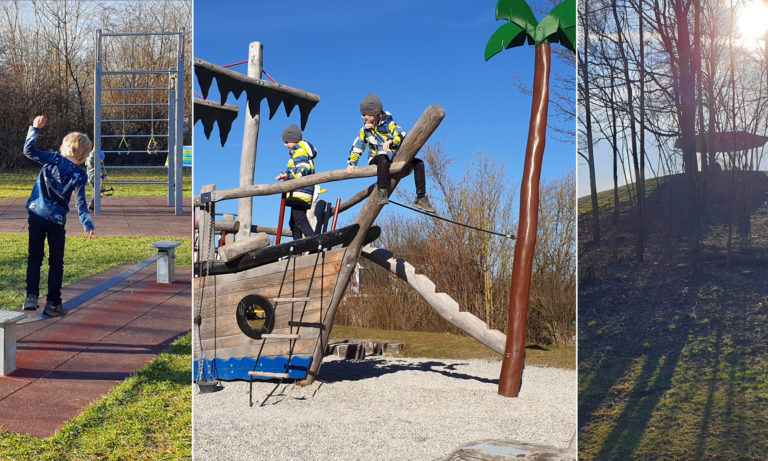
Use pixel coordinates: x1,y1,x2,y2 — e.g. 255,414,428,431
389,199,516,239
118,77,129,152
146,81,159,155
195,203,216,385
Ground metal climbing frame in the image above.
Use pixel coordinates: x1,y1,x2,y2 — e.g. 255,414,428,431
93,29,186,216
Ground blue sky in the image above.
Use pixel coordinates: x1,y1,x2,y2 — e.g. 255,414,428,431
193,0,576,228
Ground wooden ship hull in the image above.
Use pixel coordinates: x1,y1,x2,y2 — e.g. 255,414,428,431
194,247,346,381
194,57,452,386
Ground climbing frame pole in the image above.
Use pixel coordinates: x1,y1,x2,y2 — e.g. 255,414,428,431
175,27,186,216
299,105,446,386
93,28,186,216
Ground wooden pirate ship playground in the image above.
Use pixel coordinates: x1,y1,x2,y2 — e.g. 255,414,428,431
192,47,508,398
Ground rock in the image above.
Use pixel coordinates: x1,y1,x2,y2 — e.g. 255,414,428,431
382,342,403,355
438,440,575,461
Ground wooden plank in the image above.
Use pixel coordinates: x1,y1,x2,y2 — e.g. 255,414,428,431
261,333,300,339
196,255,342,298
199,305,325,339
202,326,319,349
198,280,336,319
202,338,317,360
194,162,408,205
248,371,289,379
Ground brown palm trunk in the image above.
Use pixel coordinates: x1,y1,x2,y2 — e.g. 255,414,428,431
498,43,550,397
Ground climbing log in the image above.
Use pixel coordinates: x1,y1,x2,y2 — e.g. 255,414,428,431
362,245,506,355
299,104,445,386
218,232,269,262
193,219,240,233
250,225,292,237
194,162,408,206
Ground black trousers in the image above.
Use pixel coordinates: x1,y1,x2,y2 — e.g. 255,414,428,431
26,212,66,304
370,155,426,197
289,207,316,240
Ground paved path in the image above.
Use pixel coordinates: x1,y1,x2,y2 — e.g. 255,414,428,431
0,265,191,438
0,196,190,238
0,195,191,438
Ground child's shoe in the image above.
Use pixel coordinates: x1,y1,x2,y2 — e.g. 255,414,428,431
23,295,39,310
413,195,436,213
43,302,67,317
377,188,389,206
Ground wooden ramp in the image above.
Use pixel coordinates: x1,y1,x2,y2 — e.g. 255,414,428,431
361,245,506,355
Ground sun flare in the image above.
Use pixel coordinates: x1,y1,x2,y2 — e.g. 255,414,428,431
738,0,768,40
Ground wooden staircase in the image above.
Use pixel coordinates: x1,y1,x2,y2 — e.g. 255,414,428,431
361,245,507,355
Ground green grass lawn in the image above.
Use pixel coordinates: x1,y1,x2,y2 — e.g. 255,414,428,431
331,325,575,370
0,232,192,458
0,335,191,460
0,168,190,200
0,233,191,311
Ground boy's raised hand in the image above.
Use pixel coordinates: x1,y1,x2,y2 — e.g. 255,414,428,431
346,165,355,175
32,115,46,129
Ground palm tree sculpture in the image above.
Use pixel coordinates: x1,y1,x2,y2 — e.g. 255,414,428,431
485,0,575,397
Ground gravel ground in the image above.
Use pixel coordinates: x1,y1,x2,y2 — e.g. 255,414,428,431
193,356,576,460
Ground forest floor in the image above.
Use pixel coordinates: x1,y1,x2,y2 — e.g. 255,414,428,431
578,171,768,460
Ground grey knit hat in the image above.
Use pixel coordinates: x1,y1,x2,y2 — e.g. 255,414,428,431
281,124,302,143
360,94,383,115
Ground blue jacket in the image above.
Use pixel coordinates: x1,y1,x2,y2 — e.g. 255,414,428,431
284,140,316,209
347,111,406,167
24,127,94,231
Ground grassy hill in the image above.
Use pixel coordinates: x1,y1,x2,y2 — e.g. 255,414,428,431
578,170,768,459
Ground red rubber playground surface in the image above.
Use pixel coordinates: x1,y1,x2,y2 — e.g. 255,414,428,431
0,196,192,438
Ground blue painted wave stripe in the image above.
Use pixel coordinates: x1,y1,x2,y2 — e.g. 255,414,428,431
194,356,312,381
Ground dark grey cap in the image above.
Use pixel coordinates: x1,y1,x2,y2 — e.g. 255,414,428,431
281,124,302,143
360,94,383,115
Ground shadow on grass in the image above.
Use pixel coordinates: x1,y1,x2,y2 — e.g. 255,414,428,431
579,248,768,459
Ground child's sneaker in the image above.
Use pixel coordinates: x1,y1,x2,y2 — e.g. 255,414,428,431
23,295,39,310
413,195,436,213
377,188,389,206
43,302,67,317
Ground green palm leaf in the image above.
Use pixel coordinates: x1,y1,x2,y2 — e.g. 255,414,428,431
495,0,538,38
484,22,530,61
535,0,576,50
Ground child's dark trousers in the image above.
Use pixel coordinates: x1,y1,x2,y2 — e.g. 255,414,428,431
370,155,427,197
26,212,66,305
289,207,316,240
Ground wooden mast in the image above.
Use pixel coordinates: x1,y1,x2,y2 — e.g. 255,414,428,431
236,42,263,240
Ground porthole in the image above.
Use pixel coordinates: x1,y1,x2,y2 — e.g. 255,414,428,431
235,294,274,340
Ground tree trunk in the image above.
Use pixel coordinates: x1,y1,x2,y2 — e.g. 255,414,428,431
612,0,644,261
674,0,701,240
498,43,550,398
580,0,600,242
